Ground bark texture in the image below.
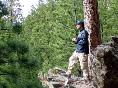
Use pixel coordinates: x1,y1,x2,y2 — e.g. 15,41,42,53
83,0,102,86
83,0,101,49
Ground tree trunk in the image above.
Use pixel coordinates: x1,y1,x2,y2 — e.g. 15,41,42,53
83,0,101,50
83,0,102,86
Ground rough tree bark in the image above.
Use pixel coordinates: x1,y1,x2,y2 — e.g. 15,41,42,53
83,0,102,87
83,0,101,50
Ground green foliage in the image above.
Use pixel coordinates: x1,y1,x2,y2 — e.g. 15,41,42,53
98,0,118,42
22,0,118,76
12,22,22,34
22,0,83,73
0,0,118,88
0,1,44,88
0,1,8,17
0,1,8,30
0,36,42,87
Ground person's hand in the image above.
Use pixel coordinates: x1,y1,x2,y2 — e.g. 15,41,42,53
72,38,77,42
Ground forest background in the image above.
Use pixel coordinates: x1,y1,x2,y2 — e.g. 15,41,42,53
0,0,118,88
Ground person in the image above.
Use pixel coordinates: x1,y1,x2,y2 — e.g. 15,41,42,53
65,20,89,85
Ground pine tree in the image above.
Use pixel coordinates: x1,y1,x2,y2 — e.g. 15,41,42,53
83,0,101,49
0,1,43,88
0,1,8,30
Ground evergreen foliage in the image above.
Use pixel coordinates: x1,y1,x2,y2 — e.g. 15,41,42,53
0,1,44,88
22,0,83,73
0,0,118,88
98,0,118,42
22,0,118,75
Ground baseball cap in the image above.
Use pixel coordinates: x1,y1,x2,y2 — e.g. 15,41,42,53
76,20,84,25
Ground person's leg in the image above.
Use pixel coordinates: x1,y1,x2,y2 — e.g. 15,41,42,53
66,51,79,76
65,51,79,86
78,53,89,79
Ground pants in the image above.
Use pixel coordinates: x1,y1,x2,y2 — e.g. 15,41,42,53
66,51,89,79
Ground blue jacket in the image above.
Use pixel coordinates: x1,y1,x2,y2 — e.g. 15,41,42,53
75,29,89,54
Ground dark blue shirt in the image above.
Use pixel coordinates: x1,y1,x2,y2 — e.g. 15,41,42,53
75,29,89,54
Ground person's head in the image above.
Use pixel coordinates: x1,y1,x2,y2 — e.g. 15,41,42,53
75,20,84,29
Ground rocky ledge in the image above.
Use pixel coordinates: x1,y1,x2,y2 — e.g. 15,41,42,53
38,37,118,88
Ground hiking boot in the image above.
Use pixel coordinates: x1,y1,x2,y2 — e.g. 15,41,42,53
64,77,73,86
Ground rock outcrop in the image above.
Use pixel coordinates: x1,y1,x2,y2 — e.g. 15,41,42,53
90,37,118,88
38,37,118,88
